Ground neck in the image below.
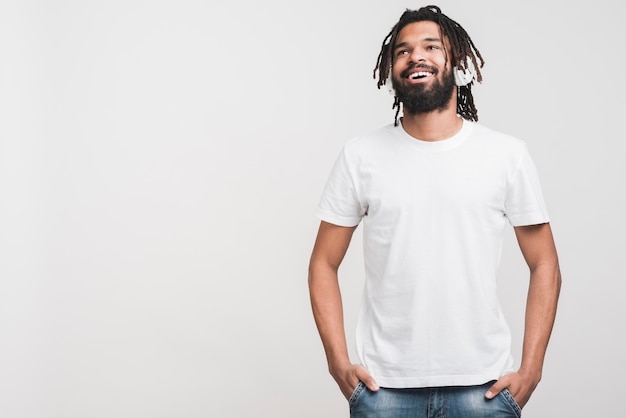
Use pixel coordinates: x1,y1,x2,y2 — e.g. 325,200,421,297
400,93,463,142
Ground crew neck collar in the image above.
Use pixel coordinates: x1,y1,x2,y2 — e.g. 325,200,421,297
395,118,474,152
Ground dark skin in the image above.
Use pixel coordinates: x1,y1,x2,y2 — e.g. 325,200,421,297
309,222,561,407
308,20,561,408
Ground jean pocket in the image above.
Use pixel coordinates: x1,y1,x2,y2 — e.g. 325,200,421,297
500,388,522,417
348,381,365,407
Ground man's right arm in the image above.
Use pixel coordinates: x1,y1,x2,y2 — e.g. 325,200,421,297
308,220,379,400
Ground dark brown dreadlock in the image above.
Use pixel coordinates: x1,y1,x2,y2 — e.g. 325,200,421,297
373,5,485,125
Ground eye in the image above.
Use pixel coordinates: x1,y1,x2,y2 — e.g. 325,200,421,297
396,49,409,57
427,45,440,50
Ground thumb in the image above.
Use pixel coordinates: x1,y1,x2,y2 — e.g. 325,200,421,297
356,367,379,392
485,379,507,399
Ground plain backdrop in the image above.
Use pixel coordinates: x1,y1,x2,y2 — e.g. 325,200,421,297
0,1,624,417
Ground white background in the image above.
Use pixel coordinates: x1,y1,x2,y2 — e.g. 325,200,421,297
1,1,624,417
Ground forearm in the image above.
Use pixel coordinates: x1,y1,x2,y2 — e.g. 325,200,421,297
487,223,562,406
308,262,351,371
308,222,376,398
519,261,561,380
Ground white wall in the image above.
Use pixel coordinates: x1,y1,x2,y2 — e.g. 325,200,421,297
0,1,623,416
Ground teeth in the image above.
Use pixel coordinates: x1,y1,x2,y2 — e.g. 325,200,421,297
410,72,431,79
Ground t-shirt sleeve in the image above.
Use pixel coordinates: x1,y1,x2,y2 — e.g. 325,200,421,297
315,147,366,227
505,144,550,226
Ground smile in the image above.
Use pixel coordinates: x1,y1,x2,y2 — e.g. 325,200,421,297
400,65,437,81
408,71,433,80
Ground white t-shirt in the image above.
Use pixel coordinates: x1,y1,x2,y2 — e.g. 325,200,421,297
316,120,549,388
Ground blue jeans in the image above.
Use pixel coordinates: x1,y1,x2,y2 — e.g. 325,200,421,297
349,380,522,418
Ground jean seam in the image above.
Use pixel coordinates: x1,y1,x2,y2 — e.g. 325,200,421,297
500,389,522,417
349,381,365,407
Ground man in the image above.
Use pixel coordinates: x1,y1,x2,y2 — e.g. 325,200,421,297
308,5,561,417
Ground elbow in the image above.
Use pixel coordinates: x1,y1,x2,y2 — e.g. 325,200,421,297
529,259,562,294
542,261,562,298
307,257,323,289
308,257,339,290
307,260,317,289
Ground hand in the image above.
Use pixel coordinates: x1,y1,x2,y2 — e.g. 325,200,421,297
485,370,541,409
330,363,379,400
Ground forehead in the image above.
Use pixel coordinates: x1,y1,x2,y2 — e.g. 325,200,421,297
395,20,444,45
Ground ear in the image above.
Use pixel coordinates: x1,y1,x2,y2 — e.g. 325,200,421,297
453,57,476,86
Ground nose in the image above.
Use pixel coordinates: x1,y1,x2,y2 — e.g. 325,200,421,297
409,48,425,63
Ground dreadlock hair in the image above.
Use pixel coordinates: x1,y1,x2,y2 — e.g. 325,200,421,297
373,5,485,125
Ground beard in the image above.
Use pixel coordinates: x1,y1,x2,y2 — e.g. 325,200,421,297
392,65,455,115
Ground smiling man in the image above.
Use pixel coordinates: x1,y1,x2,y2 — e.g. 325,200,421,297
392,20,456,116
308,5,561,418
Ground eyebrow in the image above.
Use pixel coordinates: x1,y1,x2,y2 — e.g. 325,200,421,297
394,38,443,51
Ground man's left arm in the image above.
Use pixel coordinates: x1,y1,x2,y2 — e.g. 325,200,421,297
486,222,562,408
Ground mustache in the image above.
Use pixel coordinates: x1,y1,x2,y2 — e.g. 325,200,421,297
399,63,438,79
